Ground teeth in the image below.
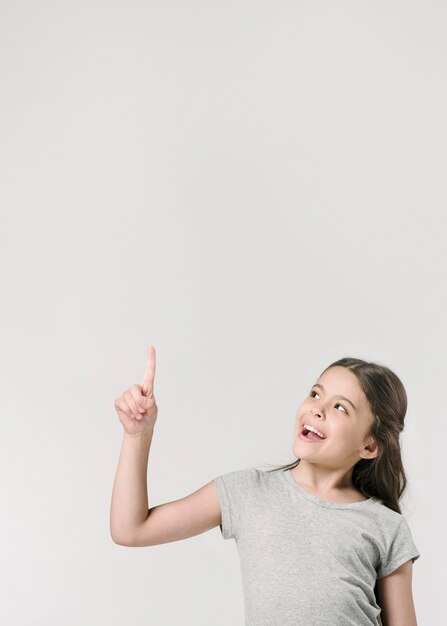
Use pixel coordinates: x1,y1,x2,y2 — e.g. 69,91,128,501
303,424,326,439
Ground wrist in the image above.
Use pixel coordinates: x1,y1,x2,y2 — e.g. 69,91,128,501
124,428,154,442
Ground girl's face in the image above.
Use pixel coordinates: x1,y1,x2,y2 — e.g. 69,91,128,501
293,366,378,466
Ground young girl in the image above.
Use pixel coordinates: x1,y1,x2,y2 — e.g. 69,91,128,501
110,347,420,626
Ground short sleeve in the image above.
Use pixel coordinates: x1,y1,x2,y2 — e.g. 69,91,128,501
377,516,421,578
213,468,256,541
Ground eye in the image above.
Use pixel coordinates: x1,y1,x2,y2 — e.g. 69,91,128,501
335,403,347,413
310,390,348,414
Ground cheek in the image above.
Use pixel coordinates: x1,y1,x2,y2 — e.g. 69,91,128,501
297,399,310,412
295,404,308,423
337,427,362,445
330,424,351,442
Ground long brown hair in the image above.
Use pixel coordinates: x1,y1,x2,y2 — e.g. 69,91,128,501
264,357,409,514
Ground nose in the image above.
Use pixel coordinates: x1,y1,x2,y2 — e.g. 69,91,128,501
311,405,324,418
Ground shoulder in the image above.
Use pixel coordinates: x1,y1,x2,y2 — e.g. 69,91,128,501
371,506,421,578
359,501,415,549
213,466,257,484
212,466,257,497
213,466,280,495
367,499,407,529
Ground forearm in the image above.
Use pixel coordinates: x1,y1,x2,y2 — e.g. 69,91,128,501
110,428,154,543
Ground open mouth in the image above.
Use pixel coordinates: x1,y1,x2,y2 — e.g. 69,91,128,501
300,425,326,442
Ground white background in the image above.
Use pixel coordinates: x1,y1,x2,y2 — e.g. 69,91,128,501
1,1,444,624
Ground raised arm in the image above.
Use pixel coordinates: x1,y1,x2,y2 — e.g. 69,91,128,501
110,346,222,547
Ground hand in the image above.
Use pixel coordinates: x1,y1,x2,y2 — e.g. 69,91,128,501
114,346,158,436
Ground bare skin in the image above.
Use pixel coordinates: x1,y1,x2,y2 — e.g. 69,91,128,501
290,366,379,504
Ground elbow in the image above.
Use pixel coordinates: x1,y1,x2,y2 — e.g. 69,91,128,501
110,527,136,547
111,534,134,546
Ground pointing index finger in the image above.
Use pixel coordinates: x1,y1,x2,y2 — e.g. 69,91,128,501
142,346,156,395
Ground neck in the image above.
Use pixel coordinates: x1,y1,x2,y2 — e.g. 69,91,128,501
291,459,356,493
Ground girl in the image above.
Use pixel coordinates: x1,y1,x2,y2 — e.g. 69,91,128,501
110,348,420,626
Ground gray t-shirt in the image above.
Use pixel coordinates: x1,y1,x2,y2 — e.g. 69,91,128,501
213,467,420,626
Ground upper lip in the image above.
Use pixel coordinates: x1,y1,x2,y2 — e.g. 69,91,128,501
301,422,327,438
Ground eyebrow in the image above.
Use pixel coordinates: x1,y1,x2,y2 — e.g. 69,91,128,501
312,383,357,411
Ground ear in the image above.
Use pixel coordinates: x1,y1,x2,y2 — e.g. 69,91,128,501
359,438,379,460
